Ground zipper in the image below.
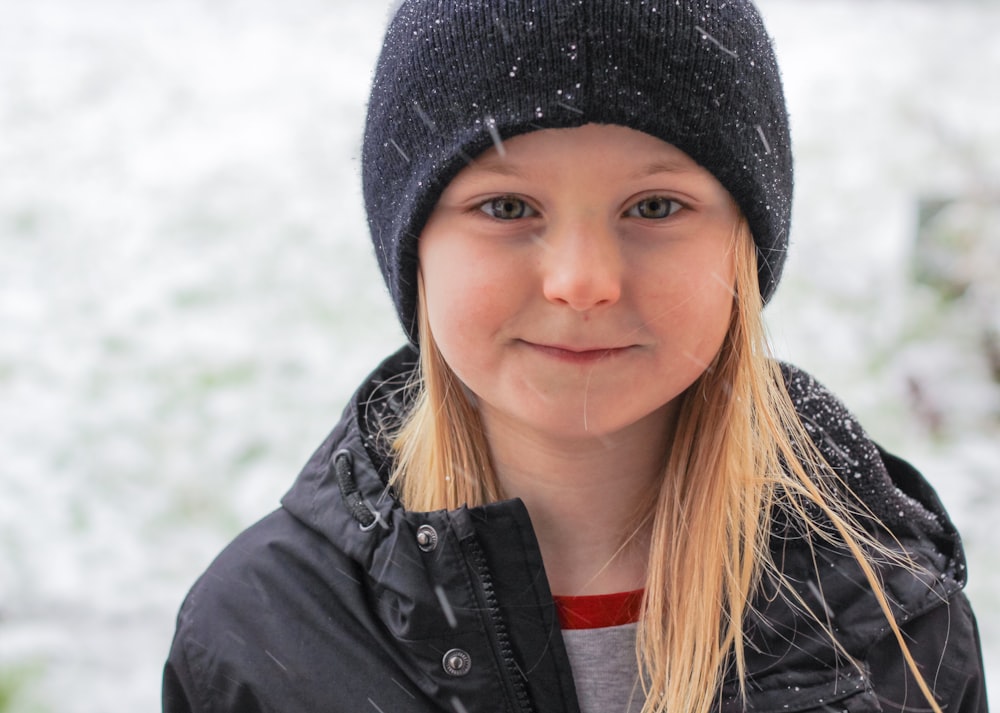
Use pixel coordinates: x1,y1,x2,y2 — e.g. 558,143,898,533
461,534,536,713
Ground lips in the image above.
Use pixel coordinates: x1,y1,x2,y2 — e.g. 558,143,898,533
520,340,637,364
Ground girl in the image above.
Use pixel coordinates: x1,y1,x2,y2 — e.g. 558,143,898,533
164,2,988,712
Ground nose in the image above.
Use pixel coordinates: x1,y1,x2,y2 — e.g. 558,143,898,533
540,219,623,311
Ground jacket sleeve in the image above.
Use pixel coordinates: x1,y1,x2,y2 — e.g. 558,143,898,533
867,592,988,713
163,655,196,713
162,618,270,713
163,630,198,713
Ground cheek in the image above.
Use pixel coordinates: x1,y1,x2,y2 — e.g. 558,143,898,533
419,239,512,350
642,247,735,348
688,255,736,349
424,282,492,348
646,242,735,301
694,253,736,308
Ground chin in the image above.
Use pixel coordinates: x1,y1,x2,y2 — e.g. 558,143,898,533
527,403,671,443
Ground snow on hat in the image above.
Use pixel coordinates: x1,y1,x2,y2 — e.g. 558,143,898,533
363,0,792,341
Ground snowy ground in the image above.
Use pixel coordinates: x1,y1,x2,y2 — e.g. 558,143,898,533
1,1,996,710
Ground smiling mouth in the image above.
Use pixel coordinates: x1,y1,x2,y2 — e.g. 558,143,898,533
522,341,636,364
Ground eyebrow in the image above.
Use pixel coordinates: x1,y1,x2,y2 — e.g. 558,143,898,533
471,157,526,178
629,159,693,179
470,156,692,179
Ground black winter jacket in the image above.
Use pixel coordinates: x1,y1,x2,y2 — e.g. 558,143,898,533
163,348,988,713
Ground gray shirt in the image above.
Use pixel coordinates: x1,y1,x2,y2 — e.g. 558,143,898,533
562,623,646,713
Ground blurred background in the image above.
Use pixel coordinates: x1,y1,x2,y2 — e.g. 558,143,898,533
0,0,996,709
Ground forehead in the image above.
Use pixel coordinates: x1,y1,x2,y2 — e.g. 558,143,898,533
470,125,703,173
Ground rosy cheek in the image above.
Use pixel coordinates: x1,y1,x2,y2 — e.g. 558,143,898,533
426,273,491,342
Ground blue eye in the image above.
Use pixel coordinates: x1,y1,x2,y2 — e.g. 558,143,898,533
627,197,682,219
480,196,535,220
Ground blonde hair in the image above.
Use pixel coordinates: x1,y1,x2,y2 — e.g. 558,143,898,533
390,219,941,713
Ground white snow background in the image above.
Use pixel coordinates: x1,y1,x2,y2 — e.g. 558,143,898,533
1,0,997,710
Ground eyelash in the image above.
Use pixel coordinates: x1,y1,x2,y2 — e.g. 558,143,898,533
476,195,684,221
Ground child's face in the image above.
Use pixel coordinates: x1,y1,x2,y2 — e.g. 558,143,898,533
418,123,739,443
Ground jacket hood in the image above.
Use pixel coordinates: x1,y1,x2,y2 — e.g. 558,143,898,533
281,347,465,638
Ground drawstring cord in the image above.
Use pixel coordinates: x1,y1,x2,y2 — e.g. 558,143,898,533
332,449,381,531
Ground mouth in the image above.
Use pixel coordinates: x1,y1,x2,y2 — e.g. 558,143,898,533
520,340,637,364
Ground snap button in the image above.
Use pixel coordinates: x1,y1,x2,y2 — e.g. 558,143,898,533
442,648,472,677
416,524,439,552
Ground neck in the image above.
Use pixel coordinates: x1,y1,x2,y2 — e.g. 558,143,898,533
482,405,675,596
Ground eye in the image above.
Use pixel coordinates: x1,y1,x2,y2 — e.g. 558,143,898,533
626,196,683,219
480,196,536,220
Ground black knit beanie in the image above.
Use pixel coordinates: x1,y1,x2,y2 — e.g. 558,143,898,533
363,0,792,341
